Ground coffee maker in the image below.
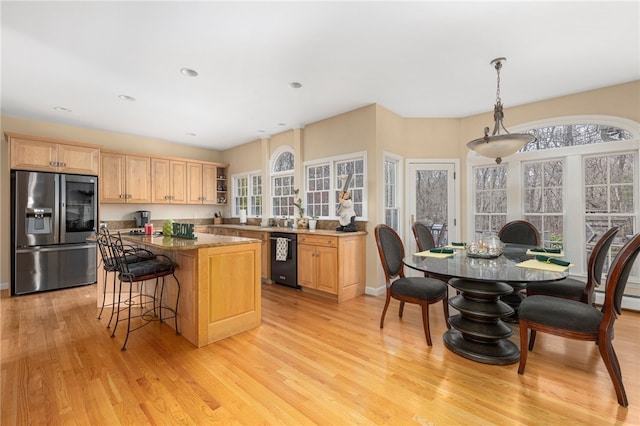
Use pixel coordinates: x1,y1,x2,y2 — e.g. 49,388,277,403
134,210,150,228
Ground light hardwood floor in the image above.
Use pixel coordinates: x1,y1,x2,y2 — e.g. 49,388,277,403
2,283,639,425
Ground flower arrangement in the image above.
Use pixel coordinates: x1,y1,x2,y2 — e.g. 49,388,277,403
293,189,308,228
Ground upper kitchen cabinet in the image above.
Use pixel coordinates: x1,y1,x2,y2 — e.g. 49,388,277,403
100,151,151,203
6,133,100,175
187,162,228,205
151,158,187,204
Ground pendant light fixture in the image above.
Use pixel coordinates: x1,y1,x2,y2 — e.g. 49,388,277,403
467,57,536,164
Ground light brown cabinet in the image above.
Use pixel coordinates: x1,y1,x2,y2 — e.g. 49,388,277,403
7,133,100,175
187,162,220,205
100,152,151,203
151,158,187,204
298,235,339,294
298,233,366,302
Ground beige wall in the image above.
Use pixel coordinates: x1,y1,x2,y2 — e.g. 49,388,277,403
2,81,638,290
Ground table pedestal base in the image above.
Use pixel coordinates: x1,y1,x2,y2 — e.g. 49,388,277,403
443,330,519,365
445,278,519,365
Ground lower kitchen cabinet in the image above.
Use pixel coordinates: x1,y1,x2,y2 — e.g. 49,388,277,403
298,236,338,294
298,233,365,302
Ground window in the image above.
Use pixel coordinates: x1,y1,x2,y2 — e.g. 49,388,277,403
232,171,262,217
303,152,367,220
306,163,330,217
584,152,636,270
250,174,263,217
473,165,507,234
234,176,248,214
383,155,401,231
271,148,295,217
522,124,633,152
335,156,365,218
523,160,564,248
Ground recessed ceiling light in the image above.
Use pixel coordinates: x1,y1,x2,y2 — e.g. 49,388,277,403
118,95,136,101
54,106,71,112
288,82,302,89
257,129,265,133
185,132,197,136
278,123,287,126
180,68,199,77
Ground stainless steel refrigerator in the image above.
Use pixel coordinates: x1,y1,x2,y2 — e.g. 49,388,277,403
11,170,98,295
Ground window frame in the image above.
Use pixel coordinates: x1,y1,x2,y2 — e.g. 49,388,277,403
383,152,403,232
231,170,262,217
270,146,296,217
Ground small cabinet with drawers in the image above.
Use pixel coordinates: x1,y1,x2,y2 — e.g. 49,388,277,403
298,232,366,302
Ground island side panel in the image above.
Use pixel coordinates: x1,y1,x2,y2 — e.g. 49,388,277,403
197,242,262,346
338,234,366,303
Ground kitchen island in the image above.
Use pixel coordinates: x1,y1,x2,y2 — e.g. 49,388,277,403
113,232,262,348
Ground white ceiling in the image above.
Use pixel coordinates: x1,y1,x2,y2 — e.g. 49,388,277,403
2,1,639,150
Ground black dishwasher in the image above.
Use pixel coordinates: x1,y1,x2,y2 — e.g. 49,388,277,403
270,232,299,288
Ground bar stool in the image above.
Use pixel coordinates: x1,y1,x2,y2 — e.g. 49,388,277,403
95,228,154,323
109,231,181,351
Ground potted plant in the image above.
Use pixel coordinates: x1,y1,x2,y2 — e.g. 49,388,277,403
308,215,318,231
293,189,308,228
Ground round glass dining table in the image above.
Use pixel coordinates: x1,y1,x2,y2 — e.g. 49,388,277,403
403,244,568,365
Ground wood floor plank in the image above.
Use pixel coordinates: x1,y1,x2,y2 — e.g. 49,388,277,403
2,282,639,425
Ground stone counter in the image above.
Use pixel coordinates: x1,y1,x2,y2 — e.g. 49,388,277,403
120,232,261,251
196,224,367,237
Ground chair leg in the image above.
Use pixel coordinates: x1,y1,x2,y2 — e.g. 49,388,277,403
121,279,134,351
172,273,181,335
598,334,628,406
110,277,124,336
97,269,109,320
399,301,405,318
107,272,119,329
528,329,537,351
517,320,529,374
420,303,432,346
379,294,391,329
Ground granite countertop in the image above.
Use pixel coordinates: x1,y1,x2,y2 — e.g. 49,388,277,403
119,232,261,251
199,224,367,236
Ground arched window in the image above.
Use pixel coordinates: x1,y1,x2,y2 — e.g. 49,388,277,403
271,147,295,217
521,123,634,152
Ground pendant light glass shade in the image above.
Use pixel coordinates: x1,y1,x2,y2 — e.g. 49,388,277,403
467,58,536,164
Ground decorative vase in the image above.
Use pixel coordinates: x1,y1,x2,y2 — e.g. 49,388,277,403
297,217,308,229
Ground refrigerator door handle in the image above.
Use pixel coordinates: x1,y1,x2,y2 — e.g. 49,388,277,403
16,243,96,253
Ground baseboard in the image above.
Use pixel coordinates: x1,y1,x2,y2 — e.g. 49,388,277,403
595,291,639,312
365,285,386,297
0,282,7,291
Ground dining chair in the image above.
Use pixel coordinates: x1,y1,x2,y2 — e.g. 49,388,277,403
498,220,541,246
109,231,181,351
412,222,437,252
517,231,640,407
375,224,450,346
526,226,619,305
